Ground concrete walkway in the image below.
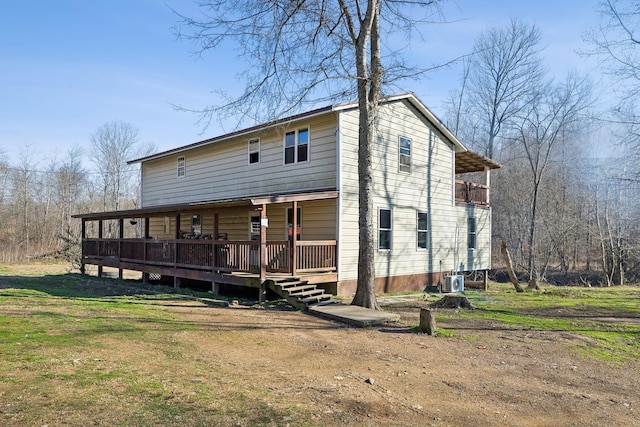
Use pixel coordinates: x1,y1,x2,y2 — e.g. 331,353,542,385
308,303,400,327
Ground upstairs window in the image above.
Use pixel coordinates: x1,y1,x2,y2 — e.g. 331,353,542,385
417,211,429,250
284,128,309,164
177,156,186,178
248,138,260,164
399,136,411,173
468,216,477,249
378,208,392,251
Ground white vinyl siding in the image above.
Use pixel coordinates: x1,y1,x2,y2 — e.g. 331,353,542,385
141,114,337,207
337,98,492,283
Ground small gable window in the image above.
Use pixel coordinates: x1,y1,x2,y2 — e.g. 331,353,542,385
399,136,411,173
249,138,260,164
177,156,186,178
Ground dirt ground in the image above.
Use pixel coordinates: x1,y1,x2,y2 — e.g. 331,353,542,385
1,264,637,426
151,296,638,427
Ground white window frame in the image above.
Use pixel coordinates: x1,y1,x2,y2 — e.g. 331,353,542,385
417,211,429,250
248,138,260,164
468,216,477,250
378,208,392,251
399,136,411,173
284,127,310,165
177,156,186,178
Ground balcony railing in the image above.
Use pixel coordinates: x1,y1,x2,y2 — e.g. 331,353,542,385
82,238,337,275
455,180,489,205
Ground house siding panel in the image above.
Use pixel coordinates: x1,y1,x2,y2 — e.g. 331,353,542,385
141,114,338,207
337,99,491,287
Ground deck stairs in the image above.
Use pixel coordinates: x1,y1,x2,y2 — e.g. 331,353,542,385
268,278,337,309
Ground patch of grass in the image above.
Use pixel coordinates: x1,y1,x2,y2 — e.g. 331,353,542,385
0,263,321,426
432,283,640,363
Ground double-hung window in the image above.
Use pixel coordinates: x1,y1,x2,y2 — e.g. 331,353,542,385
248,138,260,164
177,156,186,178
284,128,309,164
468,216,477,250
417,211,429,250
378,208,392,251
399,136,411,173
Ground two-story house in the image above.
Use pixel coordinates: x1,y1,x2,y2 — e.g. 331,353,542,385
75,92,499,306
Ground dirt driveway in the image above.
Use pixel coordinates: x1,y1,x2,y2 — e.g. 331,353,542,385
157,296,638,426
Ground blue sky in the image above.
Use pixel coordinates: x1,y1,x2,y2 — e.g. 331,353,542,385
0,0,603,166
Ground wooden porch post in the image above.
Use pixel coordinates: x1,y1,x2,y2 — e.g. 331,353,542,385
118,219,124,280
143,217,150,284
98,220,103,278
291,201,298,276
259,204,267,303
80,219,86,274
174,214,181,288
484,166,491,205
212,212,220,293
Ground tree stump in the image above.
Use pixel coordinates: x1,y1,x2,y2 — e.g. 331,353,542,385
432,294,475,310
419,308,437,335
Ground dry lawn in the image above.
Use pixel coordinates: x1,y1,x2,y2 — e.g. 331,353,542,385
0,264,638,426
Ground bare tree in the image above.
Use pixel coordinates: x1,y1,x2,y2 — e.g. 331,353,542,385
90,121,140,213
509,74,592,289
174,0,444,309
448,19,544,159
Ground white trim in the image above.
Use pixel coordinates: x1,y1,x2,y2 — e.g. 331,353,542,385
336,112,343,280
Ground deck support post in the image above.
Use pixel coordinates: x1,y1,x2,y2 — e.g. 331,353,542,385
174,276,181,289
483,269,489,291
143,272,149,284
98,220,103,278
211,281,220,294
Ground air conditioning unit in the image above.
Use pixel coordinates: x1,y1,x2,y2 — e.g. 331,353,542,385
444,275,464,293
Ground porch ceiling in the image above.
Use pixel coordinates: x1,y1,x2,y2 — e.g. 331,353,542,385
455,150,501,174
72,189,339,221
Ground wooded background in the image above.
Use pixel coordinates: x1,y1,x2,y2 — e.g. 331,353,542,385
1,1,639,287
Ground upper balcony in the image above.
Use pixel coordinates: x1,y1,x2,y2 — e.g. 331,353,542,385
455,180,489,205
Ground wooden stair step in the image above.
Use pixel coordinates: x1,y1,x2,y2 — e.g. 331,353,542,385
282,284,316,293
277,281,308,289
291,288,326,298
300,294,333,304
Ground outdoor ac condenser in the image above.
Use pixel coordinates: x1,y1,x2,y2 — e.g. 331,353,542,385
444,275,464,293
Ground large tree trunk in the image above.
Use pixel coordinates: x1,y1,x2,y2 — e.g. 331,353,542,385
501,240,524,292
351,0,381,310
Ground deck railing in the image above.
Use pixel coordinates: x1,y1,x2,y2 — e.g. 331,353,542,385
81,238,336,275
455,180,489,205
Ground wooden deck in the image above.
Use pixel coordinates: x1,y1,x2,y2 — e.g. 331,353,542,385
81,238,338,293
